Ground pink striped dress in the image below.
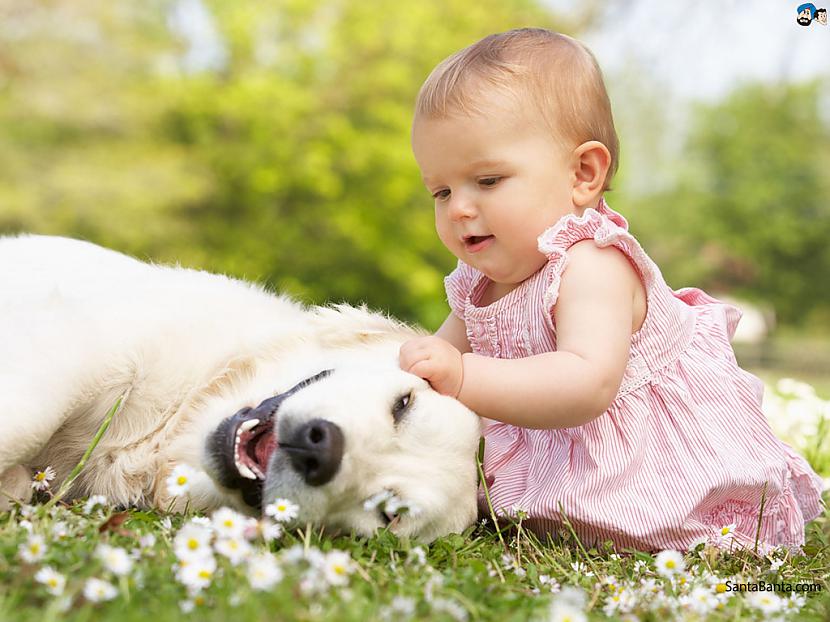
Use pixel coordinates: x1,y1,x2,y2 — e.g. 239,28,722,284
445,198,825,553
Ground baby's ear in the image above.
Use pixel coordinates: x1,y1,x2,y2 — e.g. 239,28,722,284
571,141,611,208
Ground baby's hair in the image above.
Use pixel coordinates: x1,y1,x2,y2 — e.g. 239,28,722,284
415,28,619,190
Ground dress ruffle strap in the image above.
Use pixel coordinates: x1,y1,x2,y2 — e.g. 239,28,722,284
444,260,477,319
536,199,658,310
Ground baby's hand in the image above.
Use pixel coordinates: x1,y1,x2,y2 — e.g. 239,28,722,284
399,336,463,398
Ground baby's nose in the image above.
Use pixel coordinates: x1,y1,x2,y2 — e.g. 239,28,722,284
447,195,476,221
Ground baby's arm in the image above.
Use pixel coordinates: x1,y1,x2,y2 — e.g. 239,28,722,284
402,241,641,429
399,311,471,397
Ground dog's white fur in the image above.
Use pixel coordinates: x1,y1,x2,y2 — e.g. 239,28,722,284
0,235,481,541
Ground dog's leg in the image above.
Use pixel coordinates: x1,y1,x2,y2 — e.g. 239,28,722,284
0,465,33,510
0,372,83,475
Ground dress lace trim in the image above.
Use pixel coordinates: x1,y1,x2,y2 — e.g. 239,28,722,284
536,199,659,310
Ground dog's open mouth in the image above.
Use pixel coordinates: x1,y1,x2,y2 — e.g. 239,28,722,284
207,370,334,509
208,401,281,507
234,416,277,480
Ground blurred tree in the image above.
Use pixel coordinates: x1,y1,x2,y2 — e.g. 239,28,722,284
2,1,826,331
0,0,559,328
626,82,830,328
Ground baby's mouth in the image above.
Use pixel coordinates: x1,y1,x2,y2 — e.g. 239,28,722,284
463,235,494,252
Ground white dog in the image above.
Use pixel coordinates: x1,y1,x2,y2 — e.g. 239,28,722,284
0,235,481,541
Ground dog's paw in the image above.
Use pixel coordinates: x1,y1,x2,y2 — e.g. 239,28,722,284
0,465,34,511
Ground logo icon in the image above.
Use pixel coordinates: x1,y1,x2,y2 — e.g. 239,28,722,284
796,3,828,25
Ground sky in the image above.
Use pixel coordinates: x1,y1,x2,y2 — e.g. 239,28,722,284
553,0,830,102
536,0,830,193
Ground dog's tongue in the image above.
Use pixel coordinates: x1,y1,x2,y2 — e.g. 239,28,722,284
253,433,278,469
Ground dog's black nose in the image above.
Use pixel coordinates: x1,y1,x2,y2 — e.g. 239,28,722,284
280,418,344,486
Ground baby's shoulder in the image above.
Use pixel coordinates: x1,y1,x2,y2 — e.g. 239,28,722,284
561,239,640,285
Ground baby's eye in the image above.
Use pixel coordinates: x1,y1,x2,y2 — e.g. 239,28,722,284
432,188,451,201
478,177,501,187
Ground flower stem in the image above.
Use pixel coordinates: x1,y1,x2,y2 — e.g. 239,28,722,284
44,395,124,510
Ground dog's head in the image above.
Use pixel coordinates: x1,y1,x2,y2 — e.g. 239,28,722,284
203,357,482,542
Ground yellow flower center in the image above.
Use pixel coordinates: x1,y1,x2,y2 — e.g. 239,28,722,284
334,565,345,575
177,475,188,485
47,578,58,587
721,526,730,535
187,539,199,550
198,570,212,579
715,583,727,593
35,472,46,481
666,560,676,569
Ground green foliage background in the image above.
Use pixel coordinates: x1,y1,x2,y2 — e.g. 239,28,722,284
1,0,828,331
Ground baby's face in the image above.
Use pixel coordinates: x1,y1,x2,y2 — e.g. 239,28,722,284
412,100,578,287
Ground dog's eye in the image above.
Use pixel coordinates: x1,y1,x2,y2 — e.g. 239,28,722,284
391,392,412,423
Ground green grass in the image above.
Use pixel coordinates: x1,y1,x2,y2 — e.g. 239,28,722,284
1,491,827,621
1,373,828,622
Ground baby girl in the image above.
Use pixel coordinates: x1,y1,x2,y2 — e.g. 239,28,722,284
399,28,824,552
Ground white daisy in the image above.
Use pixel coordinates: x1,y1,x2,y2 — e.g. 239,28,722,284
569,560,594,577
322,549,354,586
31,466,56,491
215,537,252,566
786,593,806,612
602,588,637,616
18,534,47,563
83,495,108,514
432,598,469,622
407,546,427,566
683,586,719,615
714,523,736,546
211,507,246,539
389,596,416,616
247,552,283,590
51,521,69,540
549,601,587,622
96,544,133,576
166,464,196,497
260,519,283,542
510,504,529,519
83,577,118,603
654,550,685,577
34,566,66,596
177,555,217,591
139,533,157,549
279,544,308,565
766,556,785,573
745,591,784,615
633,559,649,574
264,498,299,523
173,521,213,561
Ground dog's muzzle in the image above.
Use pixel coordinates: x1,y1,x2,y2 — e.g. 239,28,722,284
278,418,344,486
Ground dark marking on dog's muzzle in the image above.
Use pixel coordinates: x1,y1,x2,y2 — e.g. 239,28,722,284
206,369,335,509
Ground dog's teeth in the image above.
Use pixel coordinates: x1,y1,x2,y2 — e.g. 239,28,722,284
239,419,260,432
250,464,264,479
236,461,257,480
